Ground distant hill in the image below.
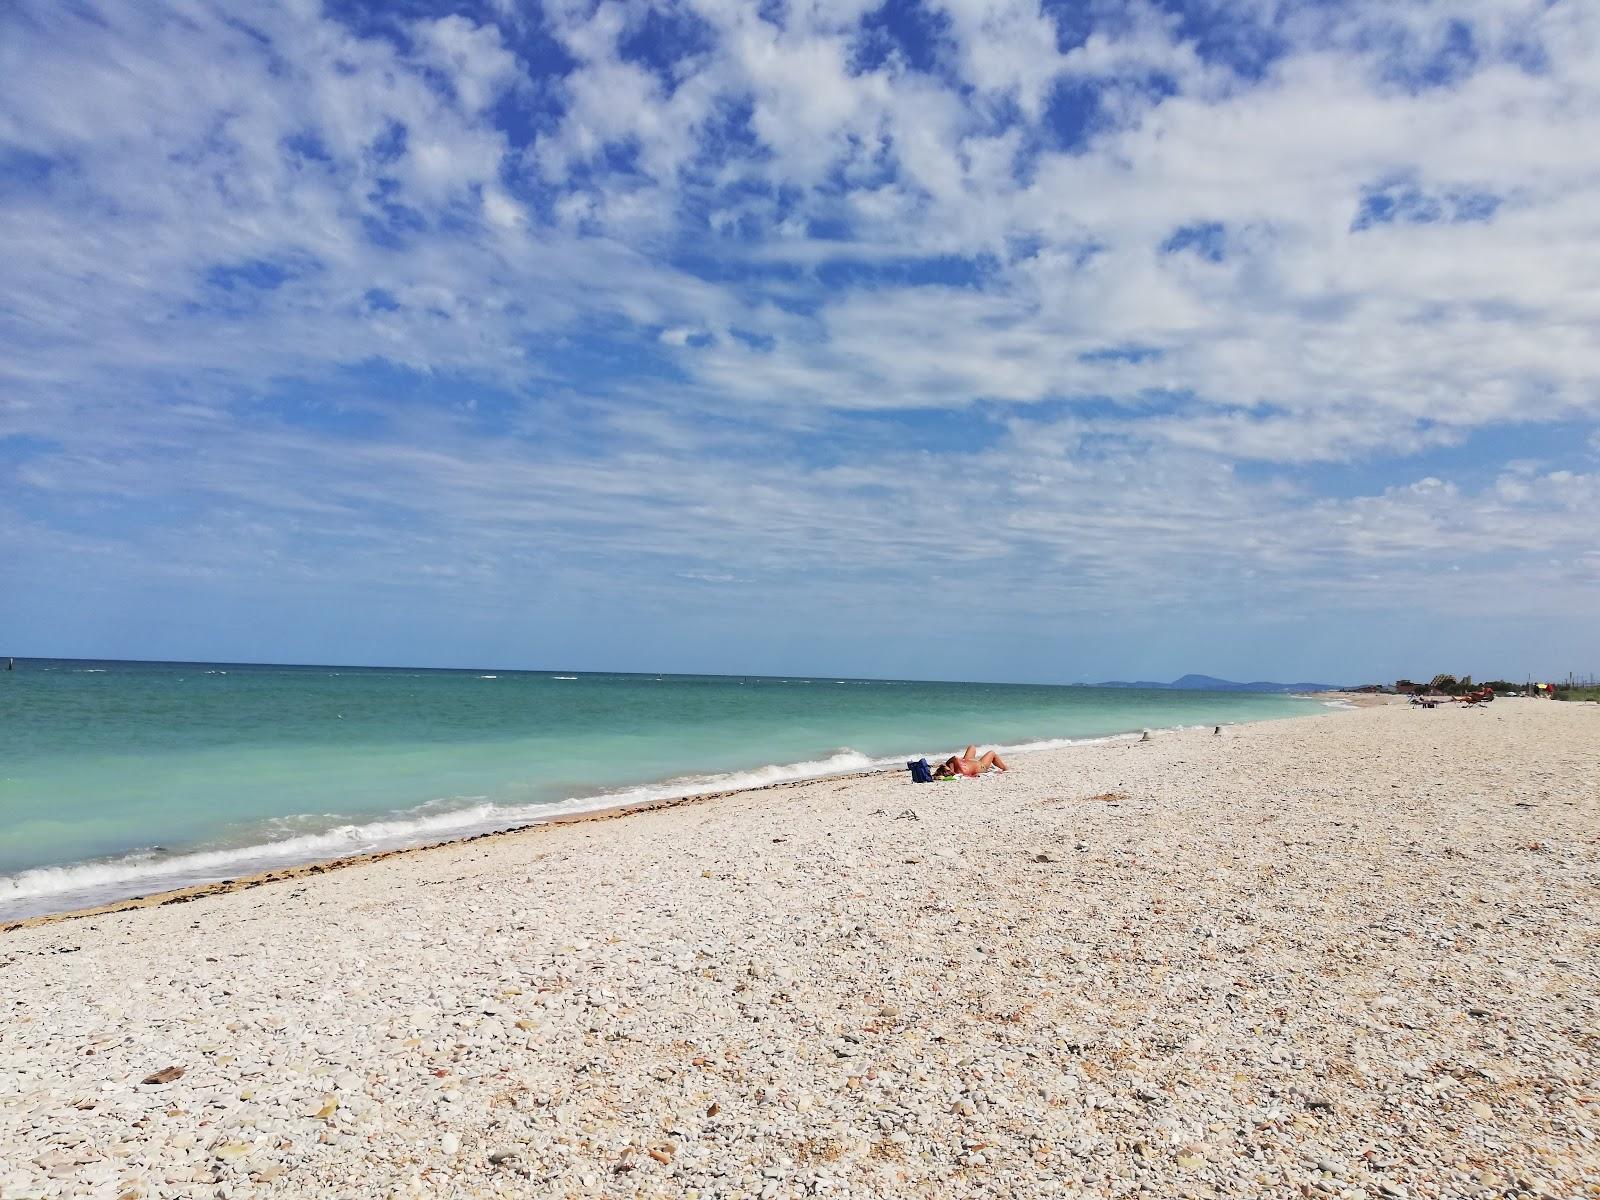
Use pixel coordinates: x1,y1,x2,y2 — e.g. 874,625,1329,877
1096,673,1340,693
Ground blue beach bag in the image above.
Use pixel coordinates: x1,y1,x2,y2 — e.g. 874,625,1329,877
907,758,933,784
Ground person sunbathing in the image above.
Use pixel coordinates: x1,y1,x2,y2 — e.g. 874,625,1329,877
933,744,1009,777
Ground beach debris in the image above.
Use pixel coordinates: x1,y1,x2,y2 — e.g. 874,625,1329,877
1030,852,1056,863
139,1066,185,1086
1139,729,1152,741
894,808,920,821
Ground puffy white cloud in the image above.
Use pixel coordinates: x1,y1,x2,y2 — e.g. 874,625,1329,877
412,14,524,113
2,0,1598,668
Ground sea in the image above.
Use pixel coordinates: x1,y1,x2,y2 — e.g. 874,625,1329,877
0,659,1325,921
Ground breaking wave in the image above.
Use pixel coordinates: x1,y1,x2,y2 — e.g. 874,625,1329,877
0,749,883,920
0,706,1328,922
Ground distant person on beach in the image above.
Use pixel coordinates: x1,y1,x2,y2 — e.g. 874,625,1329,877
933,744,1009,777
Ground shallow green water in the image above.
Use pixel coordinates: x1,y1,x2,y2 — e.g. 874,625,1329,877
0,659,1321,917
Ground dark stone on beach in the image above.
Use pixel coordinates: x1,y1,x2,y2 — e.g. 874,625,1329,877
1306,1096,1334,1112
141,1065,185,1085
487,1149,520,1166
1031,852,1056,863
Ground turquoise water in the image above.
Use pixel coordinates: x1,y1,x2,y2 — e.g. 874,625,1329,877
0,659,1321,918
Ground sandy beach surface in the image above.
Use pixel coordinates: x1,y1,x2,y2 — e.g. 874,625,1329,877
3,700,1597,1199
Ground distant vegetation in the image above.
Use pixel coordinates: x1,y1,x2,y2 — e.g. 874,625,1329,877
1387,674,1598,700
1403,674,1478,695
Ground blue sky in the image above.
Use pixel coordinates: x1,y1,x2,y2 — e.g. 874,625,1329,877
2,0,1598,684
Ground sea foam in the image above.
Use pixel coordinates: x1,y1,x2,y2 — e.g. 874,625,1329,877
0,748,883,919
0,728,1182,921
0,729,1208,918
1,664,1323,922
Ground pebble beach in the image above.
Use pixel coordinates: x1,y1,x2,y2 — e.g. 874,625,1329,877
2,700,1597,1199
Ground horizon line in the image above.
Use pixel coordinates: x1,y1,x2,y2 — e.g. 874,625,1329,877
0,654,1351,691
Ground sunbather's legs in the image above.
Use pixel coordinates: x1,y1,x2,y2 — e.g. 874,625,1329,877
940,746,1009,776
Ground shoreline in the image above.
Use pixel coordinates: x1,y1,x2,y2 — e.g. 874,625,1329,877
3,699,1594,1198
0,768,891,935
4,696,1371,932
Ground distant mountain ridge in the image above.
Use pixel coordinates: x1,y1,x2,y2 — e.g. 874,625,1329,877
1096,673,1339,693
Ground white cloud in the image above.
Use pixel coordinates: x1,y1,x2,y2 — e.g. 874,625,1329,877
2,0,1599,666
481,186,528,229
412,15,523,113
